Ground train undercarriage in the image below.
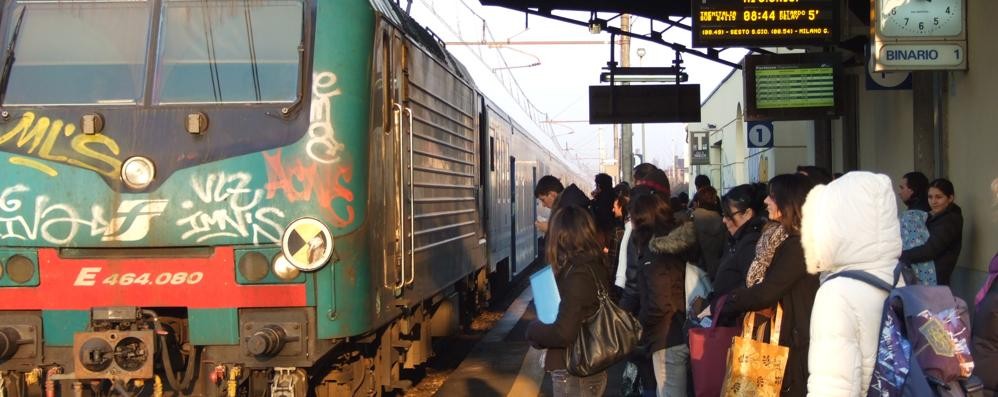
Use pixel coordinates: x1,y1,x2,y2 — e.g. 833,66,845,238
0,269,490,397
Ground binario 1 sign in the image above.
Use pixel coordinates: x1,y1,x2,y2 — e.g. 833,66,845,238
692,0,840,47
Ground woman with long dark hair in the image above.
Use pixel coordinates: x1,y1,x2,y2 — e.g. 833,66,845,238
633,194,695,397
720,174,819,397
525,205,609,396
900,178,964,286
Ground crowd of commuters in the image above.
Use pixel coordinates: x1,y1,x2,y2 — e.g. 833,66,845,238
524,163,996,397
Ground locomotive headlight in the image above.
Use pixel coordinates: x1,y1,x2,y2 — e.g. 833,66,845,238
238,252,270,282
272,254,300,281
6,255,34,284
121,156,156,189
280,218,334,271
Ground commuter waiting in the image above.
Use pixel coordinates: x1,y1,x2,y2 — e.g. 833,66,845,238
533,175,588,233
897,171,936,284
974,252,998,396
689,185,725,279
525,205,610,396
712,184,767,300
801,172,903,396
632,194,695,397
720,173,819,397
899,178,963,286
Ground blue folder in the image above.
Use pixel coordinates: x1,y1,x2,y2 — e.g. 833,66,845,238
529,265,561,324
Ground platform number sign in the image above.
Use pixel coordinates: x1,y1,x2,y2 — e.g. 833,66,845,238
747,121,774,148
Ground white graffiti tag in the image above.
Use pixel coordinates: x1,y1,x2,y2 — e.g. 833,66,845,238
176,172,285,245
307,71,345,164
0,184,110,244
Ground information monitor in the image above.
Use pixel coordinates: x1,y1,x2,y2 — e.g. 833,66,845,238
743,53,843,122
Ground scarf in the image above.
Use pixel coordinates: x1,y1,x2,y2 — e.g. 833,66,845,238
745,222,790,287
975,253,998,307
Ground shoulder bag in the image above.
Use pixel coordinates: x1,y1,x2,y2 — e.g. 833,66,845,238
565,263,643,377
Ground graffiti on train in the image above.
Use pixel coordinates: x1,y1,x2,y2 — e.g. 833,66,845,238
176,171,286,245
0,185,168,244
263,149,355,228
307,71,346,164
0,112,121,177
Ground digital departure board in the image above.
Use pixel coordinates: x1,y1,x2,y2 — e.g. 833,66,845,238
755,66,834,109
743,53,842,122
692,0,840,48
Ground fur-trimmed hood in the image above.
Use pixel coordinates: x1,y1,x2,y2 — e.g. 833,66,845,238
801,171,901,280
649,220,697,256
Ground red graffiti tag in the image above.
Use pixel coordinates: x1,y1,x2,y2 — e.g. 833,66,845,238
264,150,355,228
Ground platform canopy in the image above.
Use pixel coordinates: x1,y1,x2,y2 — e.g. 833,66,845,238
479,0,690,20
477,0,871,68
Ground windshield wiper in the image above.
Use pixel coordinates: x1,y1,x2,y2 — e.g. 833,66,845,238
0,6,26,106
274,4,307,119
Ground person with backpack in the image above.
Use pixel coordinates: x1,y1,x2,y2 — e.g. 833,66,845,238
800,172,903,396
720,173,819,397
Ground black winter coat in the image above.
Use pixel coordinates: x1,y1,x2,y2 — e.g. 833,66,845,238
690,208,726,278
619,233,641,314
900,203,963,285
639,222,696,353
713,216,766,298
974,282,998,397
721,235,819,397
525,254,609,371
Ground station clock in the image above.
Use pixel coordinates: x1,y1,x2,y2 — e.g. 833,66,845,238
876,0,964,38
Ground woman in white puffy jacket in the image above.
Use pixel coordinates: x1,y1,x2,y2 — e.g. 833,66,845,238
801,172,903,396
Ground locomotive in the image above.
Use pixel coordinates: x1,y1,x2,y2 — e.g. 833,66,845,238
0,0,583,395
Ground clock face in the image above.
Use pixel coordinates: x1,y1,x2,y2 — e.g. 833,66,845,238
878,0,963,37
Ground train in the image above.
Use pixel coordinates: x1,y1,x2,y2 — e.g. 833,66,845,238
0,0,584,395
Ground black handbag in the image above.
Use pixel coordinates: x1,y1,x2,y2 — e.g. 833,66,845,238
565,263,643,377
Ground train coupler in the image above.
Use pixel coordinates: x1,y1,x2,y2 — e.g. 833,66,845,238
271,367,306,397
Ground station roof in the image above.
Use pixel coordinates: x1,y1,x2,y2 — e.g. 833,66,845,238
479,0,689,21
478,0,870,68
479,0,868,22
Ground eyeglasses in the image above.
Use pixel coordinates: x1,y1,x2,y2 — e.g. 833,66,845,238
723,209,747,219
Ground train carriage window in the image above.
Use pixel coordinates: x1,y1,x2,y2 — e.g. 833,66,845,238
1,1,152,106
154,0,303,104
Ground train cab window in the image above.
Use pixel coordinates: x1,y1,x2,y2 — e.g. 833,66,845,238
0,1,152,106
154,0,303,104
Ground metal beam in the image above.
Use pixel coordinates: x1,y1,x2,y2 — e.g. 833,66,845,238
504,7,760,69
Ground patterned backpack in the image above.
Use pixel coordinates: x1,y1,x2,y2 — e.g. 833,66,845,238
828,265,982,397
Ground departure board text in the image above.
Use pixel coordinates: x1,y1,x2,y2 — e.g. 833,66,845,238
692,0,839,47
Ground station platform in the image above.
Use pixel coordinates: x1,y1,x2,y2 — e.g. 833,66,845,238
435,287,629,397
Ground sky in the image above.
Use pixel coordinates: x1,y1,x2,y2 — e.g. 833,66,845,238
409,0,749,176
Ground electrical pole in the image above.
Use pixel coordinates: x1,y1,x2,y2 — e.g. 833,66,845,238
619,14,634,184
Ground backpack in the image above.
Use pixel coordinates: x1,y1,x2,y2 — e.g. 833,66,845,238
828,266,983,397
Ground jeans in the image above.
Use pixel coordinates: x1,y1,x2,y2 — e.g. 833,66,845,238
652,344,689,397
551,369,608,397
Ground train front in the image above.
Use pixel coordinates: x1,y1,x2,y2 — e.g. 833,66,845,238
0,1,374,395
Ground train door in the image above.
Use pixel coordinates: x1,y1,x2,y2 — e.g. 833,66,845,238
381,28,411,296
509,155,516,274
